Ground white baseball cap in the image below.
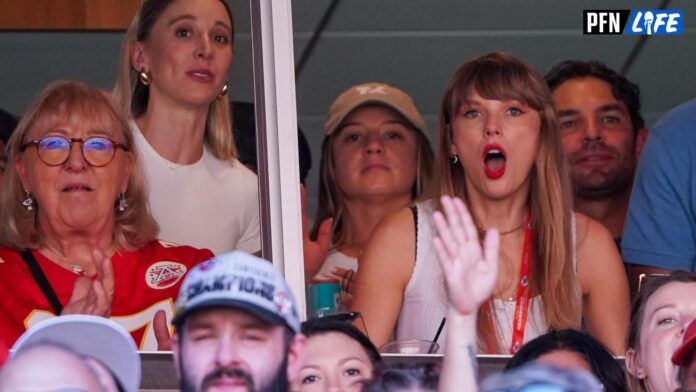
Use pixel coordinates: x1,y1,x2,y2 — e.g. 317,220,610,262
12,315,141,392
173,251,301,333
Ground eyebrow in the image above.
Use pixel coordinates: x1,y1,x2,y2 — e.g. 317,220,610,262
339,356,367,365
383,119,410,127
37,128,112,138
44,128,70,136
596,103,626,114
186,319,216,331
651,304,676,315
557,109,579,117
167,14,195,27
167,14,232,33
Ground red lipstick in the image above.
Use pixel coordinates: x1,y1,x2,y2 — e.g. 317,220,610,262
482,144,507,179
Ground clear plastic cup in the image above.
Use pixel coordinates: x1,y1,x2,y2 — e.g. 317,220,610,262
378,339,440,354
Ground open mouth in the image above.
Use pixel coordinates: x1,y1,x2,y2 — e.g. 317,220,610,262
483,144,507,179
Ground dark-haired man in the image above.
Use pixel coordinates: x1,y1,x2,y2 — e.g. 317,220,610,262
545,61,650,291
172,251,306,392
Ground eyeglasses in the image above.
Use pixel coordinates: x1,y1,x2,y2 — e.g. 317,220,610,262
20,136,130,167
319,311,370,339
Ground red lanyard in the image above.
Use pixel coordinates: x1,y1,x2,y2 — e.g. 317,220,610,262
510,209,533,354
484,209,533,354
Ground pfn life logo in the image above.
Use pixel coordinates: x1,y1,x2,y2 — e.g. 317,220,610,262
583,9,683,35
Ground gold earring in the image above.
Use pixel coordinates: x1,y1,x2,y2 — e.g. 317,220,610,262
139,68,151,86
218,82,228,98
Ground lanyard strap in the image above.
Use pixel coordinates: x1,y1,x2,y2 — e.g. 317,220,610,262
483,209,533,354
19,250,64,315
509,209,533,354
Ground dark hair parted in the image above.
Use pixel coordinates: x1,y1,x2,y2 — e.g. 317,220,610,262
301,317,381,365
505,329,627,392
363,362,439,392
545,60,645,133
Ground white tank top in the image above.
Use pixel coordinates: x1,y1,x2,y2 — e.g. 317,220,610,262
314,250,357,281
395,201,578,353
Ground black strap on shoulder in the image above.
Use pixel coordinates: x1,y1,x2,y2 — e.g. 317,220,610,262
19,250,64,315
410,205,419,258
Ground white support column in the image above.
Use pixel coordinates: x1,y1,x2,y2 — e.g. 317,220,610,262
250,0,306,318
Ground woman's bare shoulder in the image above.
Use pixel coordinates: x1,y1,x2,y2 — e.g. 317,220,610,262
360,206,417,274
573,212,614,249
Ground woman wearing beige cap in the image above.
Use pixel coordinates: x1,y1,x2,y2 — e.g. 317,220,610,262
303,83,434,304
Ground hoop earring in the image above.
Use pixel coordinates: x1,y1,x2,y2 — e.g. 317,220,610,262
117,192,128,212
139,68,151,86
450,154,459,164
22,193,35,211
218,82,228,98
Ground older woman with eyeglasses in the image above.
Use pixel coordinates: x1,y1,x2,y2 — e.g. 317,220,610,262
0,81,213,350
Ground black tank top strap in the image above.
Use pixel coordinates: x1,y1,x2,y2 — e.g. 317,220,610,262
19,249,64,315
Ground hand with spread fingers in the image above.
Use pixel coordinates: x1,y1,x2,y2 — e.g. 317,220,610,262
61,250,115,317
432,195,500,315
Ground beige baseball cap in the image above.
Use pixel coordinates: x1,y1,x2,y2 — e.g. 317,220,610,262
324,82,426,136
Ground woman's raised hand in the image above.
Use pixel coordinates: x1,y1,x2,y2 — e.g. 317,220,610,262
61,249,114,317
432,196,500,316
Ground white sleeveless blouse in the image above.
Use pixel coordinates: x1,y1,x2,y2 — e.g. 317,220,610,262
394,200,578,353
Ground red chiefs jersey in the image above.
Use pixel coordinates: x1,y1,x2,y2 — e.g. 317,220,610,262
0,240,213,350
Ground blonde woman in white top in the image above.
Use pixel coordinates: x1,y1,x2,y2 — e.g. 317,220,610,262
351,53,630,355
112,0,259,255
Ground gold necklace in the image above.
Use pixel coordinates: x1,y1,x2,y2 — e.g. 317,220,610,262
478,221,525,236
41,246,90,277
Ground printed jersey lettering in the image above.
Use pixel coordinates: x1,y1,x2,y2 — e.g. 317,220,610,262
24,299,175,351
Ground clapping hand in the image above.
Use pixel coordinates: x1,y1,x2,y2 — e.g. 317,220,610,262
432,196,500,316
61,249,114,317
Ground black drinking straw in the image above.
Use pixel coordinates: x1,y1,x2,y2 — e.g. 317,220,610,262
429,317,447,354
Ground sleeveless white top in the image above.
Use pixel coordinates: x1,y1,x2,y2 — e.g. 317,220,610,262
395,201,578,353
314,250,357,281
